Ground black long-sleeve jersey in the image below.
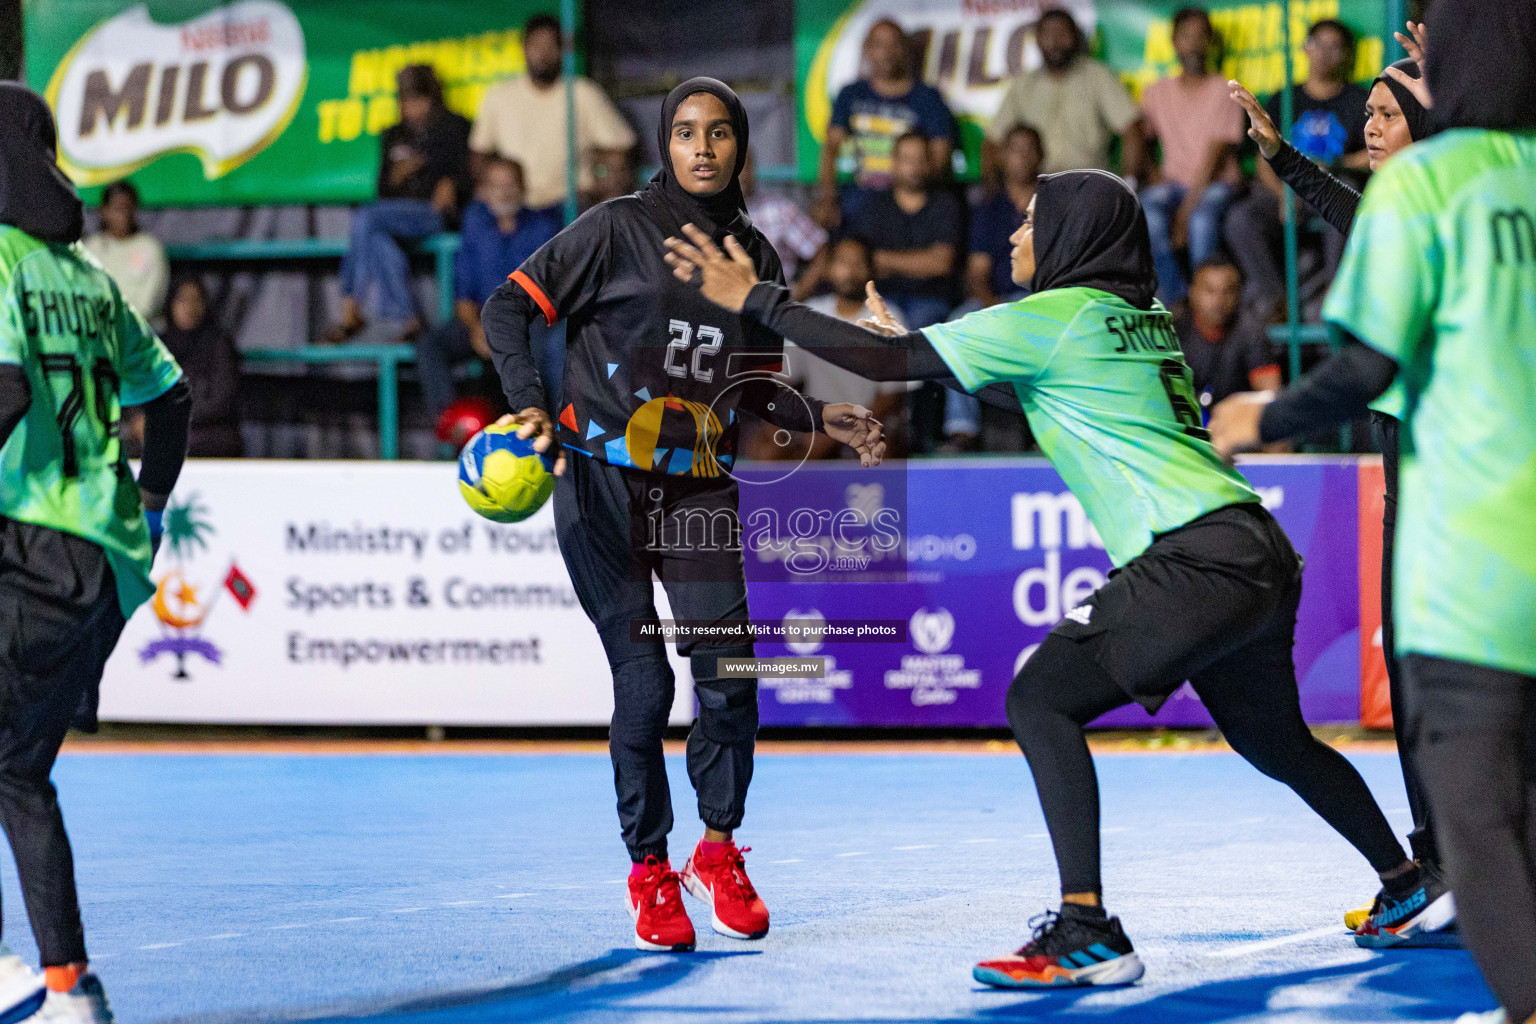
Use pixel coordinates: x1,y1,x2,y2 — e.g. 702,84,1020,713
482,195,826,478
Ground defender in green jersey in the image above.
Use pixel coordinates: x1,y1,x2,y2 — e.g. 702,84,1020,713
1213,5,1536,1010
0,84,191,1022
665,168,1434,988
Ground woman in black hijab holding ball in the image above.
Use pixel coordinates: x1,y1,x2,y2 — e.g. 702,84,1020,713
481,78,883,953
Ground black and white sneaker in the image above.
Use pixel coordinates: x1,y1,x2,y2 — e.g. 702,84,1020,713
973,905,1144,988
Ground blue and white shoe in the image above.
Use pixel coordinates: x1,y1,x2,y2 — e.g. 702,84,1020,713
35,974,113,1024
973,906,1144,988
1354,865,1457,948
0,945,44,1024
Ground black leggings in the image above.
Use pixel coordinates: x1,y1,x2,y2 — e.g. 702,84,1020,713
1405,655,1536,1022
1376,413,1437,864
1009,631,1408,895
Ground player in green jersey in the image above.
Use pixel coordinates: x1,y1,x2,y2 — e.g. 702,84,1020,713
1212,3,1536,1017
0,84,191,1024
663,168,1439,987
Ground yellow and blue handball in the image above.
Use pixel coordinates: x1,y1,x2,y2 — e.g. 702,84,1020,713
457,424,557,523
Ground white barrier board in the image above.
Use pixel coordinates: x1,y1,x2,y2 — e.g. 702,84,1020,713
101,461,693,725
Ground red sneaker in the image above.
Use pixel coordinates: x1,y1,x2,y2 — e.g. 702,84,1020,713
681,840,770,939
626,857,696,952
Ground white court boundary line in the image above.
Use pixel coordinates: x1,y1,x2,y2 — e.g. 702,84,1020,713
1207,925,1342,958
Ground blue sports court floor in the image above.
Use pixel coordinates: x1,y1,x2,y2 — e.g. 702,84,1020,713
3,746,1496,1023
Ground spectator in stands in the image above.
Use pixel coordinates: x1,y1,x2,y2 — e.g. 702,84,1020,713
1139,7,1246,307
986,8,1145,178
160,277,244,457
414,156,560,421
938,123,1044,452
84,180,168,327
846,131,962,332
967,124,1041,308
1223,19,1370,319
329,64,471,344
747,238,907,461
470,13,636,217
741,153,827,299
1175,258,1280,412
814,18,958,229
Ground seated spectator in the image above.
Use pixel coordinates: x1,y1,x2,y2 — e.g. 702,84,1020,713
747,237,908,461
741,153,827,299
415,156,560,421
83,180,168,327
1175,258,1280,413
161,277,244,457
815,18,958,229
846,131,962,331
329,64,470,344
1223,19,1370,319
1139,7,1246,307
471,13,636,216
987,8,1144,177
937,123,1043,453
967,124,1041,308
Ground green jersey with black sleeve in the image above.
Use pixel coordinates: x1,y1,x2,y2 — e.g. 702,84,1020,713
923,287,1259,566
1323,128,1536,677
0,225,184,614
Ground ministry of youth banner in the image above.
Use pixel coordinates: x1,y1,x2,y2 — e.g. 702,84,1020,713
99,462,693,726
796,0,1390,181
748,458,1363,728
23,0,563,206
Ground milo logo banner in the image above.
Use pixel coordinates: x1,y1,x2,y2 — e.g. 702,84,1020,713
796,0,1389,181
25,0,566,205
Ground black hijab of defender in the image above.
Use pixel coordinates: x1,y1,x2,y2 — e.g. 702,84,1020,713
1030,169,1158,311
640,77,762,259
0,83,85,244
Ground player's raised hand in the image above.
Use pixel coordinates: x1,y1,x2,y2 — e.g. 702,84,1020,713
821,403,886,468
495,409,567,475
857,282,907,337
1207,391,1274,462
1385,21,1432,109
664,223,760,312
1228,80,1281,159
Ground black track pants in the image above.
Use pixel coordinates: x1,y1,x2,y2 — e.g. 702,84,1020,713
1404,655,1536,1022
1375,413,1437,864
0,518,126,966
1005,503,1408,896
554,453,758,863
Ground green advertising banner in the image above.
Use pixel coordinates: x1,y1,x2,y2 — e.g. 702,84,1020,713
23,0,568,206
795,0,1389,182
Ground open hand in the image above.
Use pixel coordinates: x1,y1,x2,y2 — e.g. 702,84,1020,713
1384,21,1432,109
1228,80,1281,159
856,282,907,336
495,409,567,476
821,403,886,468
663,223,761,312
1207,391,1273,461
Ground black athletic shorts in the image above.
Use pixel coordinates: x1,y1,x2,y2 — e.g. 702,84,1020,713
1049,501,1304,711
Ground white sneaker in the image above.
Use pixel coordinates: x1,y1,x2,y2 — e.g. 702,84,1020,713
0,945,44,1023
35,975,113,1024
1454,1012,1506,1024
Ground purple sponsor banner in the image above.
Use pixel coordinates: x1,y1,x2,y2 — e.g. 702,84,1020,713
746,458,1360,728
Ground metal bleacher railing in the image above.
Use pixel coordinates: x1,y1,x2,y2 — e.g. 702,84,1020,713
165,233,460,460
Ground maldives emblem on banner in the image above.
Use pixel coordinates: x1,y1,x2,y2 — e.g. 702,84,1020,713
140,493,258,681
45,1,308,186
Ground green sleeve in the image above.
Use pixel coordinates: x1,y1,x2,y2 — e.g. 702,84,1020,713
920,291,1071,391
114,279,183,406
1323,156,1441,368
0,269,23,365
